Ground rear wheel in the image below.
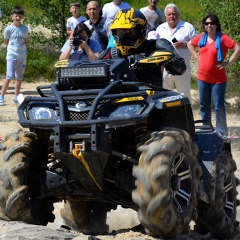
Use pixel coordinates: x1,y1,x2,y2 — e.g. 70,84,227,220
0,130,55,225
132,129,202,238
194,151,238,239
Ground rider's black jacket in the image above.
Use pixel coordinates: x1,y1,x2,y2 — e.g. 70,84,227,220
101,39,186,87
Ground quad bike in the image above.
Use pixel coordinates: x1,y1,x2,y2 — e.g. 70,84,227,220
0,39,238,239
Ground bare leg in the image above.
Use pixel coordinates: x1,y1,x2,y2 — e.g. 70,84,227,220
0,79,11,96
15,80,22,96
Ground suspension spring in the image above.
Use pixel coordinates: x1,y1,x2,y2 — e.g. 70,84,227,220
134,121,148,149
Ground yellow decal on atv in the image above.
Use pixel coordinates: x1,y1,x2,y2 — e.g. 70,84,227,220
151,51,172,57
146,90,155,96
114,96,144,103
54,59,69,68
165,101,181,107
139,55,171,64
114,91,155,103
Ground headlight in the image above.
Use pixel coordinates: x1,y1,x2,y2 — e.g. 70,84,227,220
60,65,107,78
31,107,58,120
110,104,142,118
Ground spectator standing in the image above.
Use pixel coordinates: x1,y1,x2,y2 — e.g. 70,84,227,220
102,0,131,20
67,2,87,37
85,1,111,50
140,0,164,34
156,3,197,103
0,6,28,106
60,22,102,61
187,12,240,136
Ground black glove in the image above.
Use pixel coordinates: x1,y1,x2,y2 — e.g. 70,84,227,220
165,57,186,75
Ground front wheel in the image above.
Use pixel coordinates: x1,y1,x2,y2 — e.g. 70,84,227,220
194,151,238,239
132,129,202,238
0,130,55,225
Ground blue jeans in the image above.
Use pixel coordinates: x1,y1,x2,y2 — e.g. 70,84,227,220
198,80,228,135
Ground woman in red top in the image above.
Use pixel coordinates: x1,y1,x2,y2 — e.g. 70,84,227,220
188,12,240,136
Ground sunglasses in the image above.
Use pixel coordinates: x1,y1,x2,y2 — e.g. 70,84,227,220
204,22,216,26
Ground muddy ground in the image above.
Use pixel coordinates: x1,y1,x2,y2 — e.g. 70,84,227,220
0,81,240,239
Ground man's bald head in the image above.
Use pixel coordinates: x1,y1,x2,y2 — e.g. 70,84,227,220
87,1,100,9
86,1,102,21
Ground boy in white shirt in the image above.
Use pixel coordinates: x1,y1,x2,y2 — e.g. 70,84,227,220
0,6,28,106
66,2,87,36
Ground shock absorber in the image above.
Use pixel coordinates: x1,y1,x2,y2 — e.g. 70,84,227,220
47,146,60,169
134,120,148,150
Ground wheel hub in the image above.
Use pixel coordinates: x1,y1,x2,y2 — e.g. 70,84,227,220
171,174,181,191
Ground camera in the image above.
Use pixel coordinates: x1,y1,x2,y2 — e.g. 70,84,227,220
72,36,84,46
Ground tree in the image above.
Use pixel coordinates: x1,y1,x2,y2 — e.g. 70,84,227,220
0,0,92,50
27,0,90,50
199,0,240,37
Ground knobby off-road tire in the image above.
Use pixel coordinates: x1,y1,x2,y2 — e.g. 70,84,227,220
194,151,238,239
61,200,109,234
132,129,202,238
0,130,54,225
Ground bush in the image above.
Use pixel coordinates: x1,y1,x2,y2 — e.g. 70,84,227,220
0,48,58,83
24,49,59,82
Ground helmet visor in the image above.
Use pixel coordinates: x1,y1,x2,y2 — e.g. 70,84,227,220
112,28,138,46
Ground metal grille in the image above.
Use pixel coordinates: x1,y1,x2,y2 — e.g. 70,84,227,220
69,111,89,121
65,99,93,105
63,98,107,121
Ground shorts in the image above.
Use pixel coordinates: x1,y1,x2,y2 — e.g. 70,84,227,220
6,59,26,80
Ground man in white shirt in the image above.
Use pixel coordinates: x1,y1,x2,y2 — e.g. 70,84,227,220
102,0,131,20
140,0,164,34
156,3,197,103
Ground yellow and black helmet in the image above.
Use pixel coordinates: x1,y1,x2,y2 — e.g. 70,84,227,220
109,8,147,56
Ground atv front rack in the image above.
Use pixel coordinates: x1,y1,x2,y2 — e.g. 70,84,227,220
18,81,170,128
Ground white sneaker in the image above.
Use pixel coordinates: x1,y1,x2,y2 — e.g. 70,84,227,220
17,93,24,104
13,97,19,105
0,99,4,106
